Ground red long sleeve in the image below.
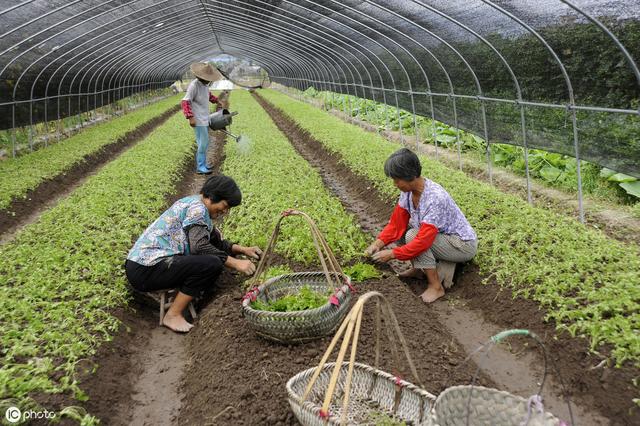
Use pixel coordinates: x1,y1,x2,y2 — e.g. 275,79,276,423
392,223,438,261
378,204,410,245
209,93,219,103
181,100,193,118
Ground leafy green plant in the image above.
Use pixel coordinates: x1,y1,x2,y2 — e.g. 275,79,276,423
221,90,367,264
343,263,381,282
0,111,193,413
367,411,407,426
263,264,294,280
250,285,329,312
0,94,182,210
262,89,640,372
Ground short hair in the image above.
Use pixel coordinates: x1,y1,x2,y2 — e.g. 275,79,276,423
200,175,242,207
384,148,422,181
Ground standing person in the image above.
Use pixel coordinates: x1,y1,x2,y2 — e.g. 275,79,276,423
125,175,262,332
181,62,222,175
365,148,478,303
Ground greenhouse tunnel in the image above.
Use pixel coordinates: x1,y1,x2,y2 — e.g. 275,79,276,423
1,0,640,219
3,1,640,424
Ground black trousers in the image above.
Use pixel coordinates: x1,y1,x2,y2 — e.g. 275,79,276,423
125,255,224,298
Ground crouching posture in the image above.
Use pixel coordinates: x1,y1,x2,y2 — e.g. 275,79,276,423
366,148,478,303
125,175,261,332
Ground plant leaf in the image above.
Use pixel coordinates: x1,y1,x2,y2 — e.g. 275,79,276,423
620,181,640,199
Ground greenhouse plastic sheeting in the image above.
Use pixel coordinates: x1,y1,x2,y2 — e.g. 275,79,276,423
1,0,639,176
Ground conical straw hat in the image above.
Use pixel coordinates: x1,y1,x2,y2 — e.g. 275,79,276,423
190,62,222,82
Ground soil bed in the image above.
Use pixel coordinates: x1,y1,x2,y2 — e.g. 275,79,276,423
0,105,180,238
31,128,227,425
180,273,495,426
254,92,639,424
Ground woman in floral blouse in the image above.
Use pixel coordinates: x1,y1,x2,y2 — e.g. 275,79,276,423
365,148,478,303
125,175,261,332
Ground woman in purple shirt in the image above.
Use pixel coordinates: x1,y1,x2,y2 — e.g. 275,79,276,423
366,148,478,303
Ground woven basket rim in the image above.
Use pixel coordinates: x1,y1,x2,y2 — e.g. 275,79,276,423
287,361,436,401
241,271,352,317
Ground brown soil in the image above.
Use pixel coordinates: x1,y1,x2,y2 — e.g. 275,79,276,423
30,127,227,425
180,273,495,426
0,105,180,239
254,92,639,424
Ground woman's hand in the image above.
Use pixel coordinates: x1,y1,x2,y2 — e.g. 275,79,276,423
230,258,256,276
242,246,263,260
364,239,385,256
188,117,196,127
371,249,395,263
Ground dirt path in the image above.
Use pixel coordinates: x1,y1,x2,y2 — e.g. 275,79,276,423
34,129,229,425
117,130,228,426
255,92,638,424
0,106,180,241
180,271,498,425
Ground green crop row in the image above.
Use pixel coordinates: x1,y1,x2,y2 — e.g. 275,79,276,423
220,90,367,265
0,112,192,415
0,94,182,210
261,88,640,368
302,87,640,206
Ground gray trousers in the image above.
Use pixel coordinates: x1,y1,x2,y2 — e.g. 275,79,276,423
402,228,477,270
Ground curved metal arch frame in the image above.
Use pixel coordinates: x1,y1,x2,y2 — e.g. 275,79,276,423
102,7,363,102
1,0,126,81
40,0,368,115
218,0,408,123
87,19,334,98
104,28,342,117
205,0,391,107
62,16,323,113
115,28,334,101
1,0,639,224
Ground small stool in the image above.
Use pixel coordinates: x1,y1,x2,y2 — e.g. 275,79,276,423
145,289,198,325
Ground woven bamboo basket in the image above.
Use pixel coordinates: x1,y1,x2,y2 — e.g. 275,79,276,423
242,210,353,344
288,362,435,425
287,291,436,425
430,385,562,426
242,271,352,343
429,329,569,426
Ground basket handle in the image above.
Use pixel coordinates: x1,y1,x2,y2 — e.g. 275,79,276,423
301,291,424,425
463,329,575,426
247,209,346,293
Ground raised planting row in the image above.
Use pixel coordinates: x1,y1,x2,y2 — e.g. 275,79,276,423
220,89,367,265
0,94,182,210
260,88,640,369
301,87,640,207
0,111,193,414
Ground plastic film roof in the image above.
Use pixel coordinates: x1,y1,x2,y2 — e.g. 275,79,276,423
1,0,639,176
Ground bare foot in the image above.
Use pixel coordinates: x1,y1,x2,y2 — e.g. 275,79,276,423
420,285,445,303
397,268,425,279
162,313,194,333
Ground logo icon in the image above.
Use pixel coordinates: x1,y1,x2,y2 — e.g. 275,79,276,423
5,406,21,423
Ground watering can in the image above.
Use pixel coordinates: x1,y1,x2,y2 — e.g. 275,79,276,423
208,109,241,142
